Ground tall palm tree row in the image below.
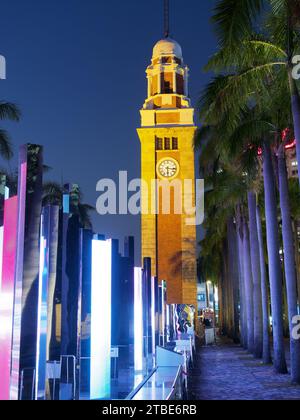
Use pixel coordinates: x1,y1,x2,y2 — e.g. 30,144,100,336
197,0,300,383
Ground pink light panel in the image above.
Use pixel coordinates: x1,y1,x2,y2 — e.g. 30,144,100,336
0,196,18,400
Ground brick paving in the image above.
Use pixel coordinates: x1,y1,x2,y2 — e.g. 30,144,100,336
188,339,300,400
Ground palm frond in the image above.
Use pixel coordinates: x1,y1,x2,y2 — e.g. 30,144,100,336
205,37,287,73
0,102,21,121
212,0,264,48
0,129,13,160
200,62,286,126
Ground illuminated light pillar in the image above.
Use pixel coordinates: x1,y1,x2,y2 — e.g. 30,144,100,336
0,225,3,292
61,184,82,362
166,304,170,342
134,267,143,372
151,277,159,359
90,239,112,400
0,196,18,400
151,277,156,356
35,206,59,400
10,144,43,400
60,184,71,356
143,257,152,370
35,213,48,400
159,280,167,347
78,229,93,399
0,174,6,292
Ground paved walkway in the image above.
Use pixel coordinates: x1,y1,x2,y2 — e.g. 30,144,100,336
188,339,300,400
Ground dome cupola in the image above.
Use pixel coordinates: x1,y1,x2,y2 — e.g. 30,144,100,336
152,38,183,59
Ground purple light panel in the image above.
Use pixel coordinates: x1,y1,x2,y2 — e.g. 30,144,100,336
134,268,143,372
0,196,18,400
10,161,27,400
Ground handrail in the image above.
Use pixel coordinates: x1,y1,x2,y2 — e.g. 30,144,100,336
60,355,76,400
125,369,157,400
166,365,183,401
20,367,36,400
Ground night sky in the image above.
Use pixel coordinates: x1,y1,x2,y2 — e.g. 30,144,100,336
0,0,216,262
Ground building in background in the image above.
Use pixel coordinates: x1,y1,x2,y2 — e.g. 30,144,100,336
285,142,298,179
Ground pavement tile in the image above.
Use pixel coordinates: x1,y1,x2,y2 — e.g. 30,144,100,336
188,340,300,401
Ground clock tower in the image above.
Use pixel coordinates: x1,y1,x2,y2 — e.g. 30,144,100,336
137,36,197,308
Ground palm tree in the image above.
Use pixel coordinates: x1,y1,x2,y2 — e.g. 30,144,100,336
43,181,95,229
196,98,293,371
248,191,263,358
199,0,300,374
256,204,272,364
277,141,300,383
227,93,300,378
0,101,21,160
242,216,255,353
206,0,300,184
236,206,248,349
263,141,288,373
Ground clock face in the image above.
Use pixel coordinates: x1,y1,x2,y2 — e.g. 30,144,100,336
157,158,179,179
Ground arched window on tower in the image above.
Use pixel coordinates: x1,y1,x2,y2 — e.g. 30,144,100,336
161,56,172,64
172,138,178,150
151,74,159,96
155,137,163,150
161,72,173,94
176,74,184,95
164,138,171,150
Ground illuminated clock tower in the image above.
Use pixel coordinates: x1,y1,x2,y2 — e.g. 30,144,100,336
137,35,197,308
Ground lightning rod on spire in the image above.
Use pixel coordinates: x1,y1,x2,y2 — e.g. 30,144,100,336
164,0,170,38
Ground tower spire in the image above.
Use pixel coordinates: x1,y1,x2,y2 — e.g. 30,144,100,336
164,0,170,38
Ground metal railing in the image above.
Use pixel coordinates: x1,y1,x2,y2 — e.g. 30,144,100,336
20,368,36,400
125,369,157,400
59,355,76,400
166,365,184,400
46,360,61,400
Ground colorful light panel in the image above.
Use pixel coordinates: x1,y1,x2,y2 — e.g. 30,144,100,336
0,226,3,293
10,161,27,400
134,267,143,372
35,209,50,400
151,277,156,356
0,196,18,400
90,239,112,400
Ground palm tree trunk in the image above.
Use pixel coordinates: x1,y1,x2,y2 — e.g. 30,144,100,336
218,275,224,334
282,287,289,338
205,281,210,309
220,250,227,335
227,218,240,343
221,240,230,335
213,285,217,326
248,192,263,358
278,150,300,383
242,219,254,353
263,142,288,374
236,207,248,349
292,219,300,304
237,231,248,348
256,205,272,365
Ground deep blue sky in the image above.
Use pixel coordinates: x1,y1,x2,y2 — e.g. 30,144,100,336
0,0,216,261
